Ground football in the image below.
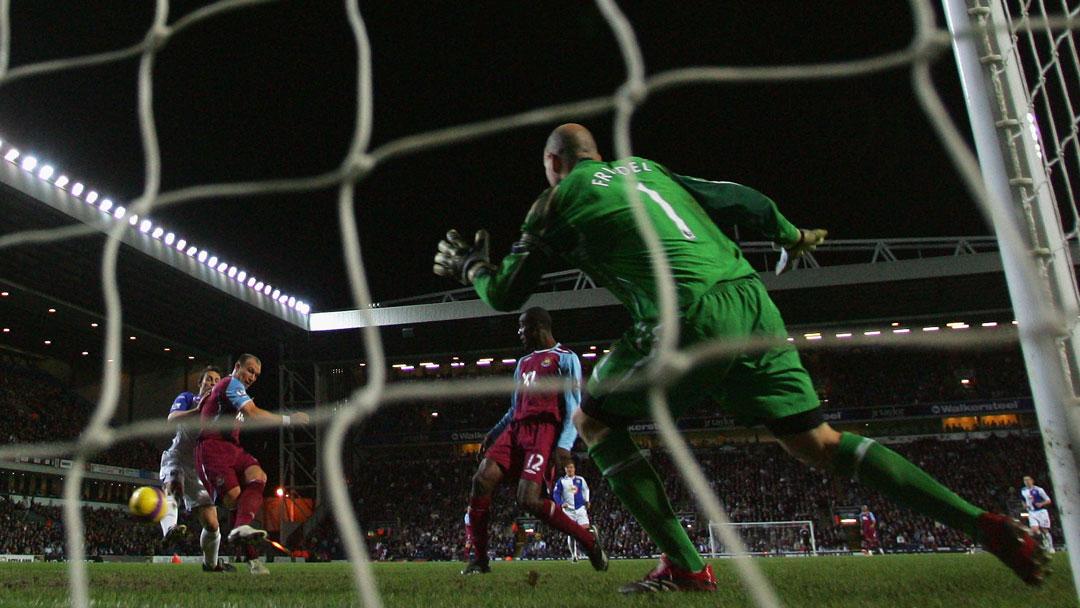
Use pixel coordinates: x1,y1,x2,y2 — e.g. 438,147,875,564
128,486,168,523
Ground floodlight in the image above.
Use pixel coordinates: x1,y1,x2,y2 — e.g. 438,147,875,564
37,165,54,180
85,191,99,204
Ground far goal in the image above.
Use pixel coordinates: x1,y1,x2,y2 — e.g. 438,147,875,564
708,520,817,557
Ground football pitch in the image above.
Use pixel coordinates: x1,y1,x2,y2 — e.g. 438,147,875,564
0,553,1074,607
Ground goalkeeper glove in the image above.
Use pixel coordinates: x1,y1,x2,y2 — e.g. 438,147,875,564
775,228,827,275
434,229,496,285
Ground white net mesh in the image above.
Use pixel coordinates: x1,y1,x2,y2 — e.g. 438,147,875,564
0,1,1076,607
999,0,1080,237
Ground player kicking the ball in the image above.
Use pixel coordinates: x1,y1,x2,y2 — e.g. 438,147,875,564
159,365,234,572
460,307,607,575
435,123,1047,591
196,354,309,575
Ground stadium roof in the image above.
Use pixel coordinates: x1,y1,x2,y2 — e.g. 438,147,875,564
0,176,307,364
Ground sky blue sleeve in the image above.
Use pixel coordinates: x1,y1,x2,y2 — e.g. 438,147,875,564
488,361,520,438
556,352,582,450
225,377,254,411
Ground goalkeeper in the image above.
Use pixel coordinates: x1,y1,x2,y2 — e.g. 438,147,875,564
434,123,1046,592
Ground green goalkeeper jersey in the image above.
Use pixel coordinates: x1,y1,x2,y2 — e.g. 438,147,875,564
473,157,800,322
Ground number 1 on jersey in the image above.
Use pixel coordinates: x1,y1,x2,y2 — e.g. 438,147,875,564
636,182,697,241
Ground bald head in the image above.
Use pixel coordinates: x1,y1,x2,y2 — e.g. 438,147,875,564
543,123,602,186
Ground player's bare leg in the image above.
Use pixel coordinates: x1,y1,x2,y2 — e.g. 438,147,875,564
777,422,1047,585
160,480,187,542
516,478,607,571
462,458,502,574
574,407,713,592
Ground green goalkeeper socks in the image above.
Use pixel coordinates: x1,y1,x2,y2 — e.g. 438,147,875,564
833,432,985,538
589,429,706,573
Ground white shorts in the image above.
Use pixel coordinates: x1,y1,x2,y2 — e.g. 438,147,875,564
1028,509,1051,531
564,506,589,527
159,449,212,511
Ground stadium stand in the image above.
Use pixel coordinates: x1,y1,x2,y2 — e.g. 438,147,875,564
0,361,160,470
0,344,1050,561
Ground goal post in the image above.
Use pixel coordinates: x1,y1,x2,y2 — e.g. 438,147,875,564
943,0,1080,593
708,520,817,557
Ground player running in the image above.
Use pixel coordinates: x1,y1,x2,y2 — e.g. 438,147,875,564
434,123,1047,591
460,307,607,575
552,461,591,562
196,353,309,575
159,365,235,572
1021,476,1055,553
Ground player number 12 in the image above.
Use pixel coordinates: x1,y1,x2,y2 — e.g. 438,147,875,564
525,453,545,474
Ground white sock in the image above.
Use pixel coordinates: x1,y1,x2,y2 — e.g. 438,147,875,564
201,528,221,567
160,495,179,538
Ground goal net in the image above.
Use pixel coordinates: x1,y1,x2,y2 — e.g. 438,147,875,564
0,1,1075,608
708,521,817,558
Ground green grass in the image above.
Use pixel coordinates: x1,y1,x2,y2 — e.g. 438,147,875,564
0,553,1075,607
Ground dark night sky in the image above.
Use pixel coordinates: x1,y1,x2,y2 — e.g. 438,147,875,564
0,1,984,312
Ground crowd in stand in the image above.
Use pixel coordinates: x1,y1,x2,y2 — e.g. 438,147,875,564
297,432,1053,562
0,494,201,558
0,362,159,470
360,345,1032,439
801,347,1029,408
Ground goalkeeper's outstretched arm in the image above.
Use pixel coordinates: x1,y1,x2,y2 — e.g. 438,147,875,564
669,173,826,273
433,189,557,311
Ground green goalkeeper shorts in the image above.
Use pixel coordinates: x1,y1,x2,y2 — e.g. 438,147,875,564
585,276,820,432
